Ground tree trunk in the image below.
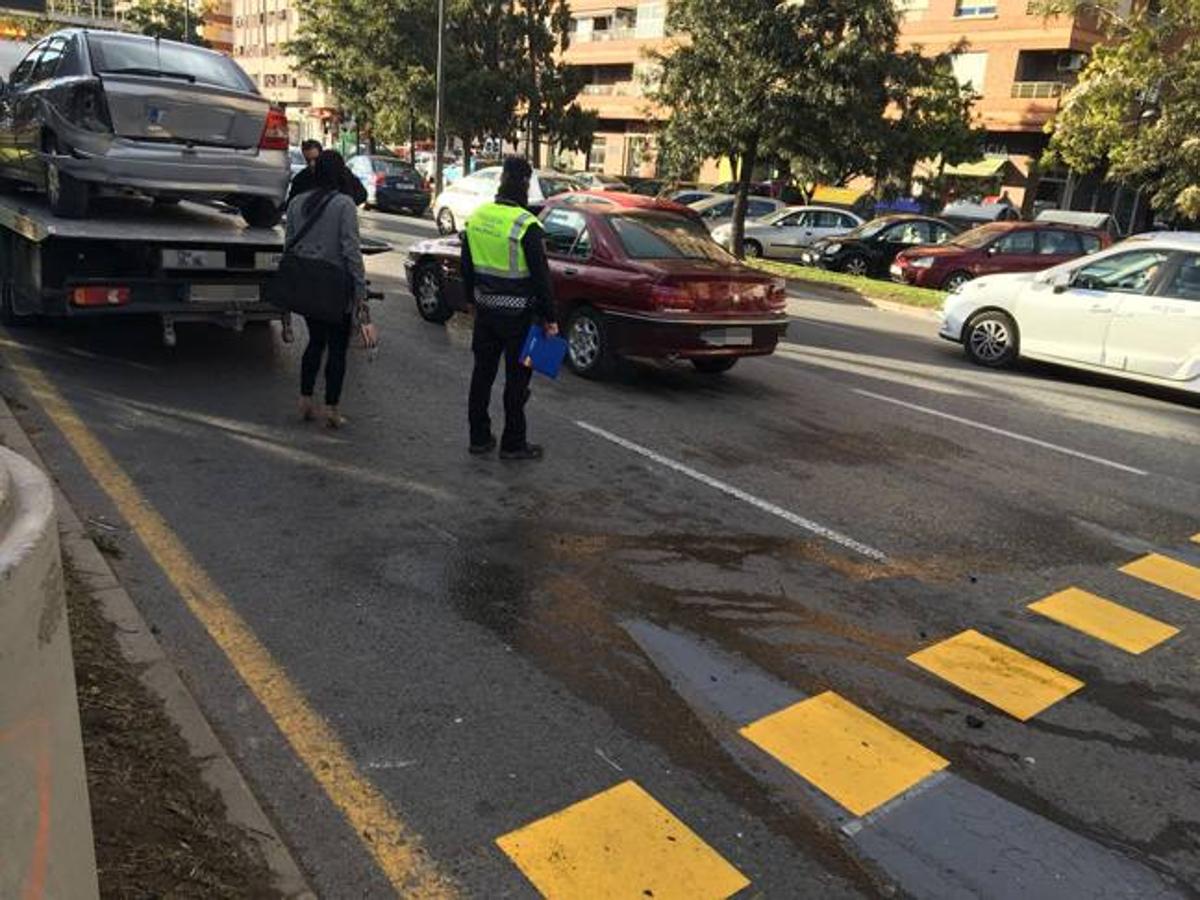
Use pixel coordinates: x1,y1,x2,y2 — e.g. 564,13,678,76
731,134,759,260
463,138,473,178
728,152,739,184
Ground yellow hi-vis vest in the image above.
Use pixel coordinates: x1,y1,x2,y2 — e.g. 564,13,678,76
464,202,541,298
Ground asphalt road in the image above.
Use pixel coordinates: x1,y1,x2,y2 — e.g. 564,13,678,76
3,208,1199,899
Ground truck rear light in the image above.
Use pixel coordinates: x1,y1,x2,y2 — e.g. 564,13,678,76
72,286,130,307
651,283,693,312
259,107,289,151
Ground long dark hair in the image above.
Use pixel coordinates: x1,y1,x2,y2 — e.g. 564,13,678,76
303,149,345,215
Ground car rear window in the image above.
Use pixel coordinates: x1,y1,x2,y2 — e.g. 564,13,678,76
539,176,578,198
88,34,254,92
610,213,734,261
951,223,1008,249
373,158,418,177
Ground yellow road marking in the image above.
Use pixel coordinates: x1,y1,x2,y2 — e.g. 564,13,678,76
1121,553,1200,602
1029,588,1179,654
909,629,1083,721
740,692,948,817
496,780,749,900
5,344,455,897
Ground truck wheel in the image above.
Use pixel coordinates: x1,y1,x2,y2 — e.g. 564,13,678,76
413,262,453,324
46,158,89,219
566,307,614,378
239,197,282,229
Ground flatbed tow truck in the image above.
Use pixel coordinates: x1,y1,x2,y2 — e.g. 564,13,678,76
0,191,387,345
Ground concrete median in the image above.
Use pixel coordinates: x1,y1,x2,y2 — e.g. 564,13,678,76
0,445,99,900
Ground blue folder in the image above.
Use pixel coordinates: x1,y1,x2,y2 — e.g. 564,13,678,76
520,324,568,379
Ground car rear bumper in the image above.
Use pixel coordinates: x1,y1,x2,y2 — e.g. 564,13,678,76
57,140,290,201
603,310,788,359
376,187,430,211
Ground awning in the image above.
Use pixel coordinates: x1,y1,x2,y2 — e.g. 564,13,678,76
942,158,1011,178
811,185,867,205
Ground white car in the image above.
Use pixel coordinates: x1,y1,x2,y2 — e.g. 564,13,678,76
940,232,1200,394
711,206,864,258
690,194,786,233
432,167,582,234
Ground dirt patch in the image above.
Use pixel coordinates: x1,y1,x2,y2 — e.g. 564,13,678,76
67,565,282,899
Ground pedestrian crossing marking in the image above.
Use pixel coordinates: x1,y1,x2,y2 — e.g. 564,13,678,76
908,629,1083,721
1121,553,1200,602
495,780,749,900
739,691,948,817
1029,588,1179,654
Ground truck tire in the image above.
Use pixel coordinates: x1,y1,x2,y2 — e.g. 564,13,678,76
239,197,282,229
46,158,90,219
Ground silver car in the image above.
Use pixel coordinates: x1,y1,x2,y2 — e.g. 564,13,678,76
0,29,289,226
689,194,785,232
711,205,865,258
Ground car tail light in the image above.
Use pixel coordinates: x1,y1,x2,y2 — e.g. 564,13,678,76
70,80,113,133
72,286,130,307
259,107,289,151
768,279,787,308
373,172,386,186
651,283,693,312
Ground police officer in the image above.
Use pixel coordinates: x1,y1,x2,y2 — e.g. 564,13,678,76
461,157,558,460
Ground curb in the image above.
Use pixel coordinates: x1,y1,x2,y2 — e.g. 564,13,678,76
0,397,316,900
780,276,942,321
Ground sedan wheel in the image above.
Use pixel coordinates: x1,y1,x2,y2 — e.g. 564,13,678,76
414,263,452,323
964,310,1018,368
436,208,456,235
45,153,89,219
842,255,869,277
942,271,972,293
743,240,763,259
566,308,612,378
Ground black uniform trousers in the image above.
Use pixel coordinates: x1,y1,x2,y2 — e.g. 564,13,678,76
469,308,534,451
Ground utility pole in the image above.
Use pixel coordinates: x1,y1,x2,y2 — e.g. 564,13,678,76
433,0,447,198
183,0,190,43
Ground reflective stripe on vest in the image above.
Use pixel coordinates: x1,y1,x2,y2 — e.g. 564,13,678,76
464,203,539,280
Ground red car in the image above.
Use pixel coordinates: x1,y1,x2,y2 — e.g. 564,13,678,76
891,221,1110,292
404,206,789,377
547,189,703,222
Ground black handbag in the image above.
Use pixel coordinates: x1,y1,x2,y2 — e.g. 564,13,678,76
267,192,355,324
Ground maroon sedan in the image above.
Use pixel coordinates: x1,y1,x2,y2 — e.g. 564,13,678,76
546,189,704,222
404,206,789,377
891,221,1110,292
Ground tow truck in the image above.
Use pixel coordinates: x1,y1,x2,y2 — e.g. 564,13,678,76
0,191,387,345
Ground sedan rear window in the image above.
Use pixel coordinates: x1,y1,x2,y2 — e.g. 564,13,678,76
88,34,254,92
610,214,734,261
373,159,418,177
539,176,579,198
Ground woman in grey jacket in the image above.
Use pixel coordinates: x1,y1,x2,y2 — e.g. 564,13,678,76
285,150,369,428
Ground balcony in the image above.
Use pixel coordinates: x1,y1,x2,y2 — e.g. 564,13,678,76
574,26,637,42
581,81,641,97
1010,81,1066,99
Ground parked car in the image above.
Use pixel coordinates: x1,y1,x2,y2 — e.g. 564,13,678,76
347,154,430,215
689,194,786,232
710,180,774,198
939,231,1200,394
572,171,629,191
405,206,789,377
548,189,702,222
1035,208,1123,242
938,200,1020,232
288,147,307,178
892,221,1108,292
802,215,959,277
711,205,864,258
432,166,581,234
0,29,289,226
667,189,721,206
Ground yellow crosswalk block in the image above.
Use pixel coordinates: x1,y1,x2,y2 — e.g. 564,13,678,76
1029,588,1179,654
495,780,749,900
739,692,948,817
908,629,1083,721
1121,553,1200,602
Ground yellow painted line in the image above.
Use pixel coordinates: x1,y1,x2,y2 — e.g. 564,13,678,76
739,691,948,817
908,629,1083,721
1029,588,1179,655
1121,553,1200,602
496,780,749,900
4,343,455,897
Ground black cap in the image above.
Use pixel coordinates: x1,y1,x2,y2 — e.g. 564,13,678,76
502,156,533,181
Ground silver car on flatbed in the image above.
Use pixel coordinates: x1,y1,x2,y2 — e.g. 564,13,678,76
0,29,289,227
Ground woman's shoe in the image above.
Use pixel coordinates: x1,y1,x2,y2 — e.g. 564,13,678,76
299,396,317,422
325,408,346,429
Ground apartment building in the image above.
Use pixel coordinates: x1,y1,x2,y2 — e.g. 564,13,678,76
559,1,670,178
231,0,333,144
202,0,233,53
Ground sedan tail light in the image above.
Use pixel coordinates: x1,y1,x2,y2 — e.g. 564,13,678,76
259,107,289,151
373,172,386,186
69,80,113,133
650,283,693,312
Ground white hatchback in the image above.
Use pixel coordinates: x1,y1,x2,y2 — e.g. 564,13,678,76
432,167,582,234
939,232,1200,394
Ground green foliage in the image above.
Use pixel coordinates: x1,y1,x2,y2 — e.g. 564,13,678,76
1037,0,1200,218
123,0,209,46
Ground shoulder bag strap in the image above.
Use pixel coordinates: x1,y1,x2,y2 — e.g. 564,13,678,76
285,191,338,253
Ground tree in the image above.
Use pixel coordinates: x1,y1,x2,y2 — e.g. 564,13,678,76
124,0,209,46
1037,0,1200,220
516,0,593,166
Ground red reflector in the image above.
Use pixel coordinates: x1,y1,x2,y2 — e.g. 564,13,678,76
260,106,289,151
72,286,130,307
651,283,693,311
